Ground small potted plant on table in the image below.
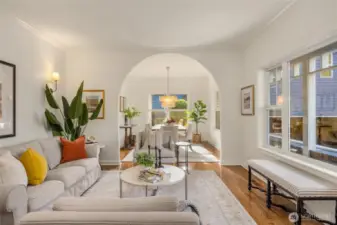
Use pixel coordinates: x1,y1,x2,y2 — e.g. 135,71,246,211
135,152,155,168
186,100,207,144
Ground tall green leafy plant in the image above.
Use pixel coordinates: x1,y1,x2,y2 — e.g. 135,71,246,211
44,81,103,141
186,100,207,134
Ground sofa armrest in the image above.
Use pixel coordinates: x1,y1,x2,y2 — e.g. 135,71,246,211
53,196,179,212
85,143,100,158
0,184,27,224
20,211,200,225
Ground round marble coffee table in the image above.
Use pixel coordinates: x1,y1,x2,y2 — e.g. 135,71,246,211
119,165,187,199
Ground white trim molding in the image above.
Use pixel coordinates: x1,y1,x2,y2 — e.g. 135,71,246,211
259,147,337,184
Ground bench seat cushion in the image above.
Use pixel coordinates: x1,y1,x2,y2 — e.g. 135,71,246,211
248,159,337,198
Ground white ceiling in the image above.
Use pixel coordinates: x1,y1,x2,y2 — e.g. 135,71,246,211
127,53,210,78
3,0,295,49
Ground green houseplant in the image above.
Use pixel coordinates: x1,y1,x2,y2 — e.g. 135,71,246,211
135,152,154,168
123,107,141,124
44,81,103,141
186,100,207,143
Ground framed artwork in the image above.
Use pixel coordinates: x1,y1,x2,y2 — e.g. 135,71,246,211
0,60,16,138
119,96,126,112
82,90,105,119
241,85,255,116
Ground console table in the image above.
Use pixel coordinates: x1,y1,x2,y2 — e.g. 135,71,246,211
120,124,137,149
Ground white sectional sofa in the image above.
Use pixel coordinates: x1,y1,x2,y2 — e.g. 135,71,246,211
0,137,101,225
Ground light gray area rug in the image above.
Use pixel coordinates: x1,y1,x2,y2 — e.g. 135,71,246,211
122,144,219,163
84,171,256,225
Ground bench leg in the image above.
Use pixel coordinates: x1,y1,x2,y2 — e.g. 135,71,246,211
248,166,252,191
266,179,272,209
296,199,302,225
273,183,277,194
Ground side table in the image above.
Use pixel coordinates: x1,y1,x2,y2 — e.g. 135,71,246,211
175,141,191,173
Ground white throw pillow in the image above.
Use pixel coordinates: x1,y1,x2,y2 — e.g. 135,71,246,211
0,151,28,186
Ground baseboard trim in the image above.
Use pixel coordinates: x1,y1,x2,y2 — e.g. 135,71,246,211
99,160,120,166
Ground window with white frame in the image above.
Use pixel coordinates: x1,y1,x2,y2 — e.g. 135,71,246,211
265,42,337,165
266,67,283,149
150,94,188,126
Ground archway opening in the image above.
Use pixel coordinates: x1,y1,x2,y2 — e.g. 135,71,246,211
118,53,221,165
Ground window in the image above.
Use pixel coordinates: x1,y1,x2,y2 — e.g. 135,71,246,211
150,94,187,125
266,67,283,148
265,42,337,165
289,62,305,154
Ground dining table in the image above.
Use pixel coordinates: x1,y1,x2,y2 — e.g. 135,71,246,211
151,124,187,131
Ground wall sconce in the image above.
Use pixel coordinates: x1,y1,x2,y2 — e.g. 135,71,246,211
50,72,60,92
277,96,284,105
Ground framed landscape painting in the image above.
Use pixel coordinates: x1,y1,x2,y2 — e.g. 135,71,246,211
82,90,105,119
241,85,255,116
0,60,16,138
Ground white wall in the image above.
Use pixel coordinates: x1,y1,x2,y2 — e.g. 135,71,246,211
0,14,65,147
120,75,211,142
208,77,221,149
242,0,337,220
65,49,242,165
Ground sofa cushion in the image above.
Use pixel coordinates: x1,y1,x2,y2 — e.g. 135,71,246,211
39,138,62,169
60,136,87,163
20,148,48,185
53,196,179,212
27,180,64,212
45,166,86,188
57,158,99,173
0,151,28,186
7,141,45,159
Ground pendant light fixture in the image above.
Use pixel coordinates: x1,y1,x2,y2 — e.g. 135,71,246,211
160,66,177,108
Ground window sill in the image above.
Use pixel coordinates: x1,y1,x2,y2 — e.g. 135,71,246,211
259,147,337,182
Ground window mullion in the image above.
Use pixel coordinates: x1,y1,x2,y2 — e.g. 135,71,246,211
282,62,290,152
307,73,317,154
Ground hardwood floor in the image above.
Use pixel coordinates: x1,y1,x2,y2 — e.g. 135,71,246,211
102,143,321,225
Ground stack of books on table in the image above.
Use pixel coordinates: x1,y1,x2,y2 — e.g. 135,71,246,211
138,167,168,183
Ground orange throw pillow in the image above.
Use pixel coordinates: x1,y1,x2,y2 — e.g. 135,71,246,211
60,136,87,163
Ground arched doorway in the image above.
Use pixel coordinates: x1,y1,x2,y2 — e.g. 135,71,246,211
118,53,222,164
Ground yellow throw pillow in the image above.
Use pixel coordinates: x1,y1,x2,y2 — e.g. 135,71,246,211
19,148,48,185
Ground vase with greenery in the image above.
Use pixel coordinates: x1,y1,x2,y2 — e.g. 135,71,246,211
135,152,154,168
44,81,103,141
186,100,207,143
123,107,141,125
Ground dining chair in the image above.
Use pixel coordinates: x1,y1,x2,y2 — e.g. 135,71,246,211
133,124,156,164
179,122,193,142
154,126,178,167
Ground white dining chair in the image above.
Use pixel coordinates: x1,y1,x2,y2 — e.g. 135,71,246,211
133,124,156,164
179,122,193,142
154,126,178,167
